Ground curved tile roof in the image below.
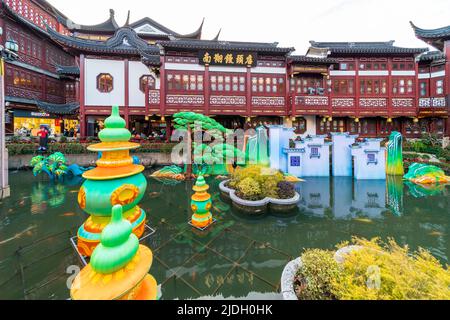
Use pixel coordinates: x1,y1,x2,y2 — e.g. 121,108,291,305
55,64,80,76
290,55,339,65
410,22,450,51
410,22,450,39
159,39,295,55
128,16,204,39
35,100,80,115
47,26,159,55
309,40,427,55
417,50,446,63
65,9,119,33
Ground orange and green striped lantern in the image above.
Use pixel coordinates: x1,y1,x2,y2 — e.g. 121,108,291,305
190,175,213,229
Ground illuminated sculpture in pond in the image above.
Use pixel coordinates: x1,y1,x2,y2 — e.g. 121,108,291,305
190,175,213,229
386,131,404,176
404,163,450,185
30,152,92,180
71,205,157,300
77,106,147,257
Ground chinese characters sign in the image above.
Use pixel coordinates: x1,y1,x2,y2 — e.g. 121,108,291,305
199,51,257,67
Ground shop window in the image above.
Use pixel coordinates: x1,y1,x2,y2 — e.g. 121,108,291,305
97,73,113,93
211,74,245,93
420,82,428,97
167,72,202,92
435,119,444,134
291,77,324,95
436,80,444,95
392,78,413,95
293,117,307,134
140,75,156,93
360,79,387,95
333,79,354,95
251,75,284,94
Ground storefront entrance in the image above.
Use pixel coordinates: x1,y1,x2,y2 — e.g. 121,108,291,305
13,109,61,136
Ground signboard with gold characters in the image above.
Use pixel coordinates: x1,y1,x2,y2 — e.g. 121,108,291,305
199,51,257,67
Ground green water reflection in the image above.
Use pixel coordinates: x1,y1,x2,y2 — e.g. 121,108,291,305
0,171,449,300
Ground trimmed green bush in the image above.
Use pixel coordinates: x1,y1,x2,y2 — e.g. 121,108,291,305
7,142,177,156
236,177,262,201
294,249,340,300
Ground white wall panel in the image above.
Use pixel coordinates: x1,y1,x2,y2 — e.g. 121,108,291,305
85,58,125,106
128,61,159,107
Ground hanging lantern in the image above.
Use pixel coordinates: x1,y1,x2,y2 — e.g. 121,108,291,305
413,117,419,123
145,116,149,121
328,116,333,122
161,115,165,122
387,118,393,123
354,118,360,123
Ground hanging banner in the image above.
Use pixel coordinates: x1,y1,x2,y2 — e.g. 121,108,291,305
199,51,257,67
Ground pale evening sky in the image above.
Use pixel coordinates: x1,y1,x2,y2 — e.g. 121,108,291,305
47,0,449,54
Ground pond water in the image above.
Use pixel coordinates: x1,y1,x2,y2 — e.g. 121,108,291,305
0,171,449,300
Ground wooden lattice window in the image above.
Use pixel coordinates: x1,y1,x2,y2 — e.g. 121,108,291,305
140,75,156,93
97,73,113,93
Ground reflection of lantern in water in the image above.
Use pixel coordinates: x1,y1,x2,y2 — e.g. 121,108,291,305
76,106,147,257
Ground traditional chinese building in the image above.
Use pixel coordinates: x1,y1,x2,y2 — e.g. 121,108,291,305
410,22,450,137
0,0,78,136
1,1,449,138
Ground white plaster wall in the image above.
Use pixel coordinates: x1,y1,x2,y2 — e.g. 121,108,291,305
128,61,159,107
304,116,317,137
85,58,125,106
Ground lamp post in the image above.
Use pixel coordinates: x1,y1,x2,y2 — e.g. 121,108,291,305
0,28,19,199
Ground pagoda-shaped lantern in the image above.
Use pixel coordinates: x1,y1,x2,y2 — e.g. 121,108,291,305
71,205,157,300
190,175,213,229
77,106,147,257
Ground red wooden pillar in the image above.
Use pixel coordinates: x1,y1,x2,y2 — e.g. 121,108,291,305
246,66,252,117
124,59,130,128
354,58,360,123
165,116,172,142
159,56,166,117
79,54,86,138
285,64,290,117
445,41,450,135
204,64,210,116
387,57,393,131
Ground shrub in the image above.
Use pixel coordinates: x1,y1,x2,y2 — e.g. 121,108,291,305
277,181,296,199
228,165,285,199
331,238,450,300
294,249,340,300
236,177,262,201
7,142,176,155
59,136,68,143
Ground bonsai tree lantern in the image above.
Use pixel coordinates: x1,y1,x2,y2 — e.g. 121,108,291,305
77,106,147,257
190,175,213,230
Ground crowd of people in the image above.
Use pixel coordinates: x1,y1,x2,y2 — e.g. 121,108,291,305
130,127,168,141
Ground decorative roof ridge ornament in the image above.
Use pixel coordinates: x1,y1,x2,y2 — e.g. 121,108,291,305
212,28,222,41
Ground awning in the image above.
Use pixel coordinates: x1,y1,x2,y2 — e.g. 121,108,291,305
35,100,80,116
